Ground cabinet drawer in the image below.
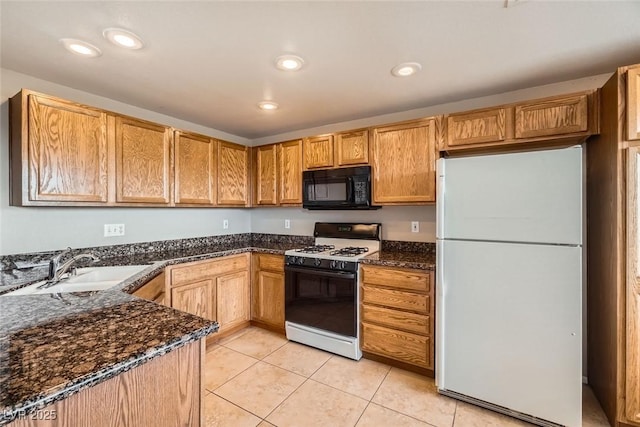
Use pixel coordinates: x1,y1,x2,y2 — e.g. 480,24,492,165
362,286,428,314
361,265,430,292
362,304,430,335
361,322,432,369
255,253,284,272
170,254,248,286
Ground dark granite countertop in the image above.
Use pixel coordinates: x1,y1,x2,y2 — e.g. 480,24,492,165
0,239,303,425
361,242,436,271
0,234,432,424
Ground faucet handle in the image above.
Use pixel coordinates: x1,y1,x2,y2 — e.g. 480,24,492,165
48,247,72,280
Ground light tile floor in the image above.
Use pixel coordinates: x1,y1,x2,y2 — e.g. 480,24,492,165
203,327,610,427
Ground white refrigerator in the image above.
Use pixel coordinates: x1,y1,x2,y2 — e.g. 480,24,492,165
436,146,583,427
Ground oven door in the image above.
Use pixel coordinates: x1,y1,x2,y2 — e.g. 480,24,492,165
285,265,357,338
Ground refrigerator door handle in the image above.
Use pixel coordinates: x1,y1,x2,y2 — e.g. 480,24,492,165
436,238,445,388
436,158,445,240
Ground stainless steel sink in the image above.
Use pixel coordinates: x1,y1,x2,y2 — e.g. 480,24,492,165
4,265,149,296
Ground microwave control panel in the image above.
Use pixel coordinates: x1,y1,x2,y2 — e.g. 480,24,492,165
353,180,368,204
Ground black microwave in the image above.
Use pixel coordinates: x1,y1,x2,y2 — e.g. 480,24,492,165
302,166,380,210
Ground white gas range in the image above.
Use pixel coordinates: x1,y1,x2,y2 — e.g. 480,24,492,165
284,223,381,360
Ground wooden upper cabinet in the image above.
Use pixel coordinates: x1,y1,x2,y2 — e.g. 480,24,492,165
446,107,510,148
278,139,303,205
303,134,334,170
115,116,172,204
371,118,439,204
174,131,216,205
13,92,109,204
628,67,640,141
515,93,589,139
336,129,369,166
217,141,249,206
253,144,278,206
626,145,640,424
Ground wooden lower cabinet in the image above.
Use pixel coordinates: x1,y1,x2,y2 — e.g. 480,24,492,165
9,340,204,427
165,253,250,336
132,272,166,305
360,264,434,372
251,253,285,331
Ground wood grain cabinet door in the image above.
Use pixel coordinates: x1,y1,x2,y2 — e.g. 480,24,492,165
115,116,172,204
626,145,640,424
171,279,215,321
216,270,250,331
174,131,216,205
514,93,589,139
252,269,285,328
278,139,303,205
336,129,369,166
628,67,640,141
303,134,334,170
371,118,438,204
217,141,249,206
27,94,108,202
446,107,509,148
253,144,278,205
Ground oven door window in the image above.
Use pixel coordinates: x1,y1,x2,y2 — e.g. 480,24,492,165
285,267,356,337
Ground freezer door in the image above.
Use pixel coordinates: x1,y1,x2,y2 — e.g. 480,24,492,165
438,240,582,426
439,146,582,245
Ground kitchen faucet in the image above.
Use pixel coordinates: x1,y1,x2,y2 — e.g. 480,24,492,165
44,248,100,287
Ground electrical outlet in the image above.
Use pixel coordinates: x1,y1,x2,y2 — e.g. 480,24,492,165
104,224,125,237
411,221,420,233
284,219,291,229
223,219,229,230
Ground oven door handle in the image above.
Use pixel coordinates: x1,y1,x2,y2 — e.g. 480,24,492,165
285,266,356,280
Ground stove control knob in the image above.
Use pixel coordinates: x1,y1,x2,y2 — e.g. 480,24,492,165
297,257,304,265
330,260,338,269
339,261,347,270
314,258,322,267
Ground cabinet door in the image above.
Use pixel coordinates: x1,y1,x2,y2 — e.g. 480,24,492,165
174,131,216,205
278,139,303,205
446,107,509,147
252,270,285,328
515,93,588,139
216,270,250,331
115,116,172,204
217,141,249,205
336,129,368,166
626,146,640,424
253,144,278,205
171,279,214,320
371,118,438,204
303,135,334,170
27,94,108,202
628,67,640,141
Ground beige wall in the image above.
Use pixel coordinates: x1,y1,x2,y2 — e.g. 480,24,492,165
0,69,251,255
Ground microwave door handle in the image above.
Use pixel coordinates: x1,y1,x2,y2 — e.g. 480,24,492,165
346,177,354,203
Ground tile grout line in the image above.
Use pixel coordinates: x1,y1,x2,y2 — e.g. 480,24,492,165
260,375,313,423
206,391,266,421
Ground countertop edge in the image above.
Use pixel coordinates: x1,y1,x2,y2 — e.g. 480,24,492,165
1,322,218,425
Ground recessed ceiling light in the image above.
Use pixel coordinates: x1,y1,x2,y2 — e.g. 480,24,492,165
275,55,304,71
391,62,422,77
103,28,144,49
60,38,101,57
258,101,279,111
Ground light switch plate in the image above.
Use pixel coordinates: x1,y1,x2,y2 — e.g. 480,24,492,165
284,219,291,229
411,221,420,233
223,219,229,229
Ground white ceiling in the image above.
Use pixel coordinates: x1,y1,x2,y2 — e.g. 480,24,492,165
1,1,639,139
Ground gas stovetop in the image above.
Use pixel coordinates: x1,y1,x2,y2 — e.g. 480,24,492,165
285,222,382,272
